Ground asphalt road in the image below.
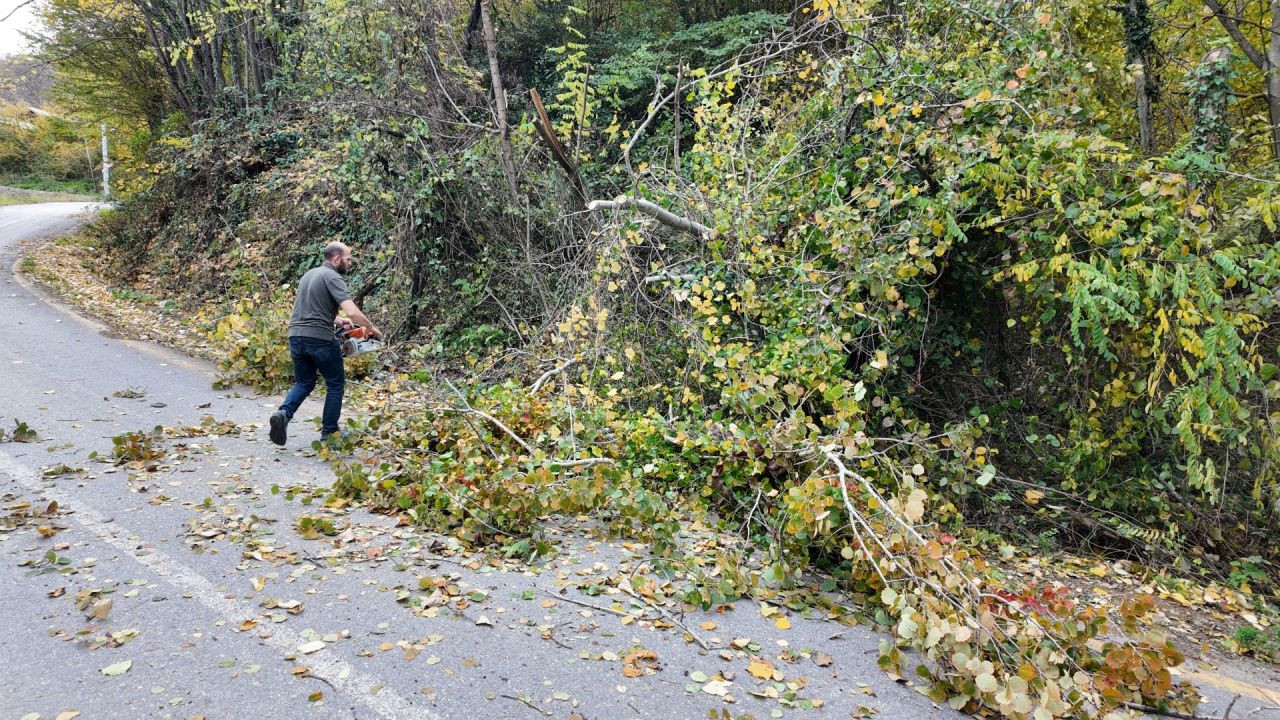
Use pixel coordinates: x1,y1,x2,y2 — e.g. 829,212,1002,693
0,202,1276,720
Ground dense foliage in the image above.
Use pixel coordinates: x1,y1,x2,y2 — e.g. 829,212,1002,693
19,0,1280,715
0,101,98,192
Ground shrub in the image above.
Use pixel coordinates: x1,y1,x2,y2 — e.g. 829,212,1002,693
209,291,294,392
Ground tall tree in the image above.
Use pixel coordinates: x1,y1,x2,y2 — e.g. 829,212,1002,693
125,0,299,119
27,0,168,129
479,0,519,197
1117,0,1158,152
1201,0,1280,159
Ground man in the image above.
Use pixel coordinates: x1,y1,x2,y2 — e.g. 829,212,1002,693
269,242,383,446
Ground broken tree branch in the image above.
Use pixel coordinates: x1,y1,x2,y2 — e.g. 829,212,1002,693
587,196,714,238
530,88,588,203
530,357,576,394
442,379,534,454
618,584,710,650
1121,698,1243,720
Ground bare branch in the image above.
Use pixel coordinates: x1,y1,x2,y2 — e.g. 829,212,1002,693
587,196,714,238
1201,0,1267,69
1,0,36,23
443,379,534,454
530,357,576,394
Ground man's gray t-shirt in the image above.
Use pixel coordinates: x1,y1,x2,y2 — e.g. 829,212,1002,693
288,264,350,340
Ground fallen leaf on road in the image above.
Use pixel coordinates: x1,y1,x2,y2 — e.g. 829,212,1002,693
701,679,731,696
622,648,658,678
100,660,131,676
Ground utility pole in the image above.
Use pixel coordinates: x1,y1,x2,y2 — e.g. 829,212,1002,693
99,122,111,198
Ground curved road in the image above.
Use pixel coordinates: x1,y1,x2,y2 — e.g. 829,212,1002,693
0,203,1275,719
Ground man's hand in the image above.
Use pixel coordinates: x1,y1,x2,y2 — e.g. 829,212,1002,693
338,299,382,341
335,317,354,330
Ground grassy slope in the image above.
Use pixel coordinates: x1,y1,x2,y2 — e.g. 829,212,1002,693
0,183,96,205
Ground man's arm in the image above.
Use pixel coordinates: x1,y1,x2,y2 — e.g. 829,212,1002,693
339,299,383,339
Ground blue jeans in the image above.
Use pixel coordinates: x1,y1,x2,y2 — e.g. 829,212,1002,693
279,336,345,435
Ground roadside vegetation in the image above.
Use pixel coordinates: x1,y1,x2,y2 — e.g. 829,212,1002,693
8,0,1280,715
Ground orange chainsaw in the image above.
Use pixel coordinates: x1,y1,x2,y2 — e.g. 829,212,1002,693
337,324,385,357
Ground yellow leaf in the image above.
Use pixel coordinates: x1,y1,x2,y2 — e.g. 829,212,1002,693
1024,489,1044,505
775,616,791,630
748,660,775,679
973,88,993,103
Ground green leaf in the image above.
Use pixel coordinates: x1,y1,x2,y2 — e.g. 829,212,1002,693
100,659,132,676
976,465,996,486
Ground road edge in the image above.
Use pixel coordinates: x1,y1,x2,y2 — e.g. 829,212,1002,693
8,237,220,380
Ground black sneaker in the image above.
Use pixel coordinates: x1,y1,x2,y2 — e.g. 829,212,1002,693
269,411,288,446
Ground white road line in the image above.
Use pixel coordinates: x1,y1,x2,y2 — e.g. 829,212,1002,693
0,449,443,720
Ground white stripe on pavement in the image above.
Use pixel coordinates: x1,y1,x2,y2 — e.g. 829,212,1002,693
0,449,442,720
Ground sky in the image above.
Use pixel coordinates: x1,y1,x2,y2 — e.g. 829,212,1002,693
0,0,40,57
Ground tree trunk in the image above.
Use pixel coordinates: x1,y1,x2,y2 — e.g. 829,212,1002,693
1134,68,1154,152
673,65,682,173
1192,47,1232,154
1130,0,1155,152
1119,0,1156,153
479,0,518,198
1269,0,1280,160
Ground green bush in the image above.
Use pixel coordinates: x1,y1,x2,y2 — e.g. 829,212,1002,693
1229,625,1280,663
209,292,294,392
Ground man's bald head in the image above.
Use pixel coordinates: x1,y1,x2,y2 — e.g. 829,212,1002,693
323,242,349,261
323,242,353,274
